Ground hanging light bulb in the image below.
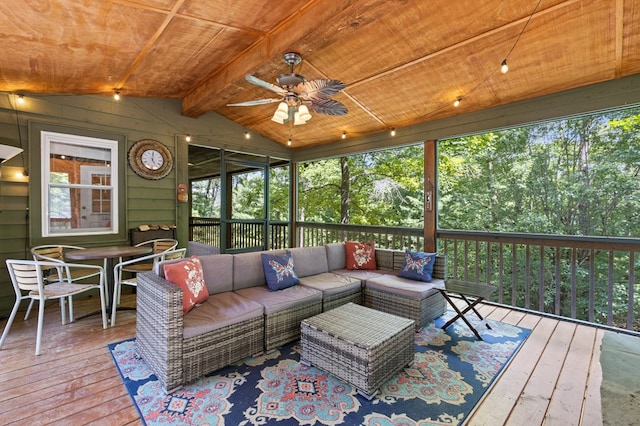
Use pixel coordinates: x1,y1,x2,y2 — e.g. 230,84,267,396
341,131,347,139
185,135,191,142
244,131,251,139
113,90,121,100
294,104,312,125
271,102,289,124
287,138,292,146
390,128,396,137
17,94,24,104
453,97,462,107
501,59,509,74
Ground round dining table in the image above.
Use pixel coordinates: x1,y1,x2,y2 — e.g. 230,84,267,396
65,245,152,320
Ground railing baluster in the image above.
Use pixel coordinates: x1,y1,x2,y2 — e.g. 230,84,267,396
555,248,561,316
628,252,635,331
608,250,614,326
539,245,545,312
589,249,595,323
571,248,577,319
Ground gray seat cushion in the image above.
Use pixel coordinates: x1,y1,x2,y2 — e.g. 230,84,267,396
332,268,391,281
183,291,264,339
299,272,361,297
365,275,445,300
236,285,322,314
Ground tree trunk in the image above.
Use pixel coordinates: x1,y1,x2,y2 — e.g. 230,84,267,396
340,157,350,224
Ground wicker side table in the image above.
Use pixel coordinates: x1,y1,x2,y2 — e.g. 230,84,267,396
300,302,415,399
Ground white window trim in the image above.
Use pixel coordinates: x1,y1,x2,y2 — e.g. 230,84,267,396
41,131,119,237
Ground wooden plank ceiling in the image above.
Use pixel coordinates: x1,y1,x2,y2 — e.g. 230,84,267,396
1,0,638,149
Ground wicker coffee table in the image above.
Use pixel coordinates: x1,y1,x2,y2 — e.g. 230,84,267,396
300,302,415,399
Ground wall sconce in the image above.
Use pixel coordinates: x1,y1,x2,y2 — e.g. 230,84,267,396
177,183,188,203
0,144,24,184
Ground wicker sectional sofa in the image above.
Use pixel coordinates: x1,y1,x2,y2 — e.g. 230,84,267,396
136,243,446,392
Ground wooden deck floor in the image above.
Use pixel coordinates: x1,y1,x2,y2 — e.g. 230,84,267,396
0,294,620,425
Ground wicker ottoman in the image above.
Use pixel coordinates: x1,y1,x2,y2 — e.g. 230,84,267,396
300,302,415,399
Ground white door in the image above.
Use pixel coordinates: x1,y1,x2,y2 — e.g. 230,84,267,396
80,166,112,229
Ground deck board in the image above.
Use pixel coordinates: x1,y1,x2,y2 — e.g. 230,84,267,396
0,294,622,425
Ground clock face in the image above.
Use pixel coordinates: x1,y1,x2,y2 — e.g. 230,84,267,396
141,149,164,170
128,139,173,180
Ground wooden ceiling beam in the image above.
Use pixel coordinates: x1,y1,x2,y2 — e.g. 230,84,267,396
181,0,359,118
116,0,187,90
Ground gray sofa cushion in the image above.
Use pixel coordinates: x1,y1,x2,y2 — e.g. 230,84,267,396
298,272,361,297
156,254,233,295
232,250,286,290
183,291,264,339
325,242,346,271
332,268,391,281
236,284,322,315
365,274,445,300
287,246,328,277
199,254,233,294
188,241,220,256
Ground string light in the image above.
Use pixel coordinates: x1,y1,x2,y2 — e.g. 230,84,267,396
185,135,191,142
501,59,509,74
453,97,462,107
113,90,120,101
342,131,347,139
390,128,396,137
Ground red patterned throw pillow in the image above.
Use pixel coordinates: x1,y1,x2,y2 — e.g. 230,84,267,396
163,256,209,314
345,241,376,270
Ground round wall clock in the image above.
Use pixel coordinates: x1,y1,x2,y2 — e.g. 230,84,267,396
128,139,173,180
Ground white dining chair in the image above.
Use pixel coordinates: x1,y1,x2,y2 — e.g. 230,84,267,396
110,248,186,326
0,259,108,355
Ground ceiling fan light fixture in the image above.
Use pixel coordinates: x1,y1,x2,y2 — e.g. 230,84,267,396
272,102,289,124
294,104,312,125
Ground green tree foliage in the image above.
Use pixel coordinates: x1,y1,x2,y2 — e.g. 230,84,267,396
298,145,425,226
439,108,640,238
439,108,640,328
191,178,220,218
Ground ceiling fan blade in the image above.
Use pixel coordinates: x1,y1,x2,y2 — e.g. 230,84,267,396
245,75,287,95
295,79,346,100
226,98,281,107
309,98,348,116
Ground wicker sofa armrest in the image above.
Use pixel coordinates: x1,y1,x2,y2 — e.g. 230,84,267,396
432,255,447,280
136,271,185,392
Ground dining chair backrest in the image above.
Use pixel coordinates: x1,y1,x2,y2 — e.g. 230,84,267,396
30,244,103,282
161,247,187,262
134,238,178,254
153,239,178,254
6,260,43,294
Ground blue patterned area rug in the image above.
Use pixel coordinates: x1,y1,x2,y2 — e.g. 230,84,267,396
109,312,530,425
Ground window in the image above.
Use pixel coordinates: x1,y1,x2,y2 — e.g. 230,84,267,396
41,131,118,236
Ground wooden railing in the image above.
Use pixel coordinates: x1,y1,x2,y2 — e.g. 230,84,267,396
438,230,640,332
190,218,640,332
189,217,289,251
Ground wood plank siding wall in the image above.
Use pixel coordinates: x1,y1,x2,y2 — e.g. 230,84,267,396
0,94,287,316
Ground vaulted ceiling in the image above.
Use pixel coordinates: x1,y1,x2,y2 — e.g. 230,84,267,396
1,0,638,149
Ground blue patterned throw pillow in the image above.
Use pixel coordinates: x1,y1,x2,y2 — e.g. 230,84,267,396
397,250,437,282
261,253,300,291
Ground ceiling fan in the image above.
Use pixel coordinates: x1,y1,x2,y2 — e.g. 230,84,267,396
227,52,348,125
